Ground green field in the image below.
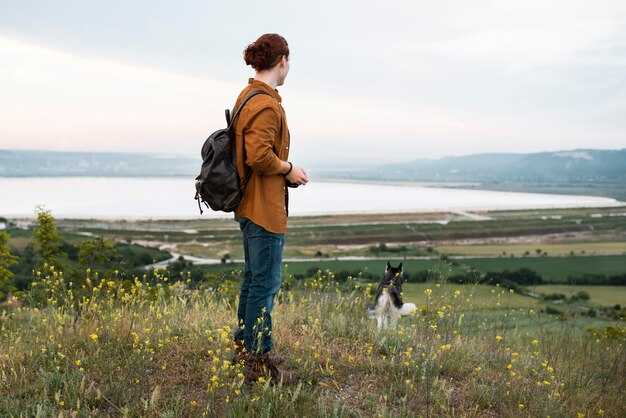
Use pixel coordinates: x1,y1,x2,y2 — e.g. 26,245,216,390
200,255,626,284
400,283,539,309
50,205,626,260
8,206,626,293
396,283,617,337
200,258,464,278
436,241,626,256
284,259,462,276
400,283,626,309
533,285,626,306
460,255,626,281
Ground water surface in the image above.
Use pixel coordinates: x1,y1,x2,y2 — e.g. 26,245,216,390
0,177,622,219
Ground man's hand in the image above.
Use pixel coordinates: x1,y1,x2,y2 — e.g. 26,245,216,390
286,164,309,186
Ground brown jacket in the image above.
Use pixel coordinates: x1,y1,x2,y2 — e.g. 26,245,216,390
233,79,290,234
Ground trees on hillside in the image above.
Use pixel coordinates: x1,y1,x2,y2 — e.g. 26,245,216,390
33,206,66,268
78,237,119,270
0,231,19,300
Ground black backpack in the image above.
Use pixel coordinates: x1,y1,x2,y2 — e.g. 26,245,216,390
194,90,270,214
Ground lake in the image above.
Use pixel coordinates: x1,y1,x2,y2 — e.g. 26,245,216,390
0,177,623,219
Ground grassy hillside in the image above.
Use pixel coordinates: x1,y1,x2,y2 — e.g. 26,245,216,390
2,207,624,416
1,265,623,417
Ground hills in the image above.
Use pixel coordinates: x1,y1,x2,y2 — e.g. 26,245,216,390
318,149,626,184
4,147,623,201
312,149,626,201
0,150,197,177
1,148,624,188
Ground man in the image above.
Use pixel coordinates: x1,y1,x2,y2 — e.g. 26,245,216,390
232,33,309,384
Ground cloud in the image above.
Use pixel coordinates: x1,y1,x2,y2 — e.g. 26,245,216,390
0,36,238,153
1,1,625,163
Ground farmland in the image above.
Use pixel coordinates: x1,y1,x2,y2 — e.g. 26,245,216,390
1,205,625,416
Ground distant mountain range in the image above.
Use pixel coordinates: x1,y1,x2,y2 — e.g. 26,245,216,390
0,150,198,177
321,149,626,184
1,148,625,184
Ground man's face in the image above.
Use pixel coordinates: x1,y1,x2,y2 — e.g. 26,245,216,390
277,55,290,86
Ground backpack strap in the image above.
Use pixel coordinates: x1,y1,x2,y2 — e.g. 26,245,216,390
227,90,272,129
227,89,273,199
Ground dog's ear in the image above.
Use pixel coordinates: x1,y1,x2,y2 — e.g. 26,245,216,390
386,261,391,271
398,262,403,272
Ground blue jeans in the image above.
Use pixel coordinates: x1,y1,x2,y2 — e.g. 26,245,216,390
234,216,285,354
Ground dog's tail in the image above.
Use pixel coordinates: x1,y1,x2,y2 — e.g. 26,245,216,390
399,302,417,316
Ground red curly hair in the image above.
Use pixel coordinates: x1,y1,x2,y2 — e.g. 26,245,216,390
243,33,289,71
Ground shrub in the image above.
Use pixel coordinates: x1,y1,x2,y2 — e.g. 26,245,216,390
544,306,563,316
483,268,544,286
542,293,566,301
571,291,590,301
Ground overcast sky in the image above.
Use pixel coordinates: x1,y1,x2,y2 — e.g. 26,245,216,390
1,0,625,165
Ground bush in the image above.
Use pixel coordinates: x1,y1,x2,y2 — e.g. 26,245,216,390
545,306,563,316
571,291,590,301
566,273,626,285
542,293,566,301
482,268,544,286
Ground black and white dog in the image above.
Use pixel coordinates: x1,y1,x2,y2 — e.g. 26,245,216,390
370,262,417,331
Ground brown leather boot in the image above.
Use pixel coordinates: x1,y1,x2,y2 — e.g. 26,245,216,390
243,352,298,385
232,340,246,365
232,340,284,365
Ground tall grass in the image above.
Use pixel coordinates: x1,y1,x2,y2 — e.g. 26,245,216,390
0,265,623,417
